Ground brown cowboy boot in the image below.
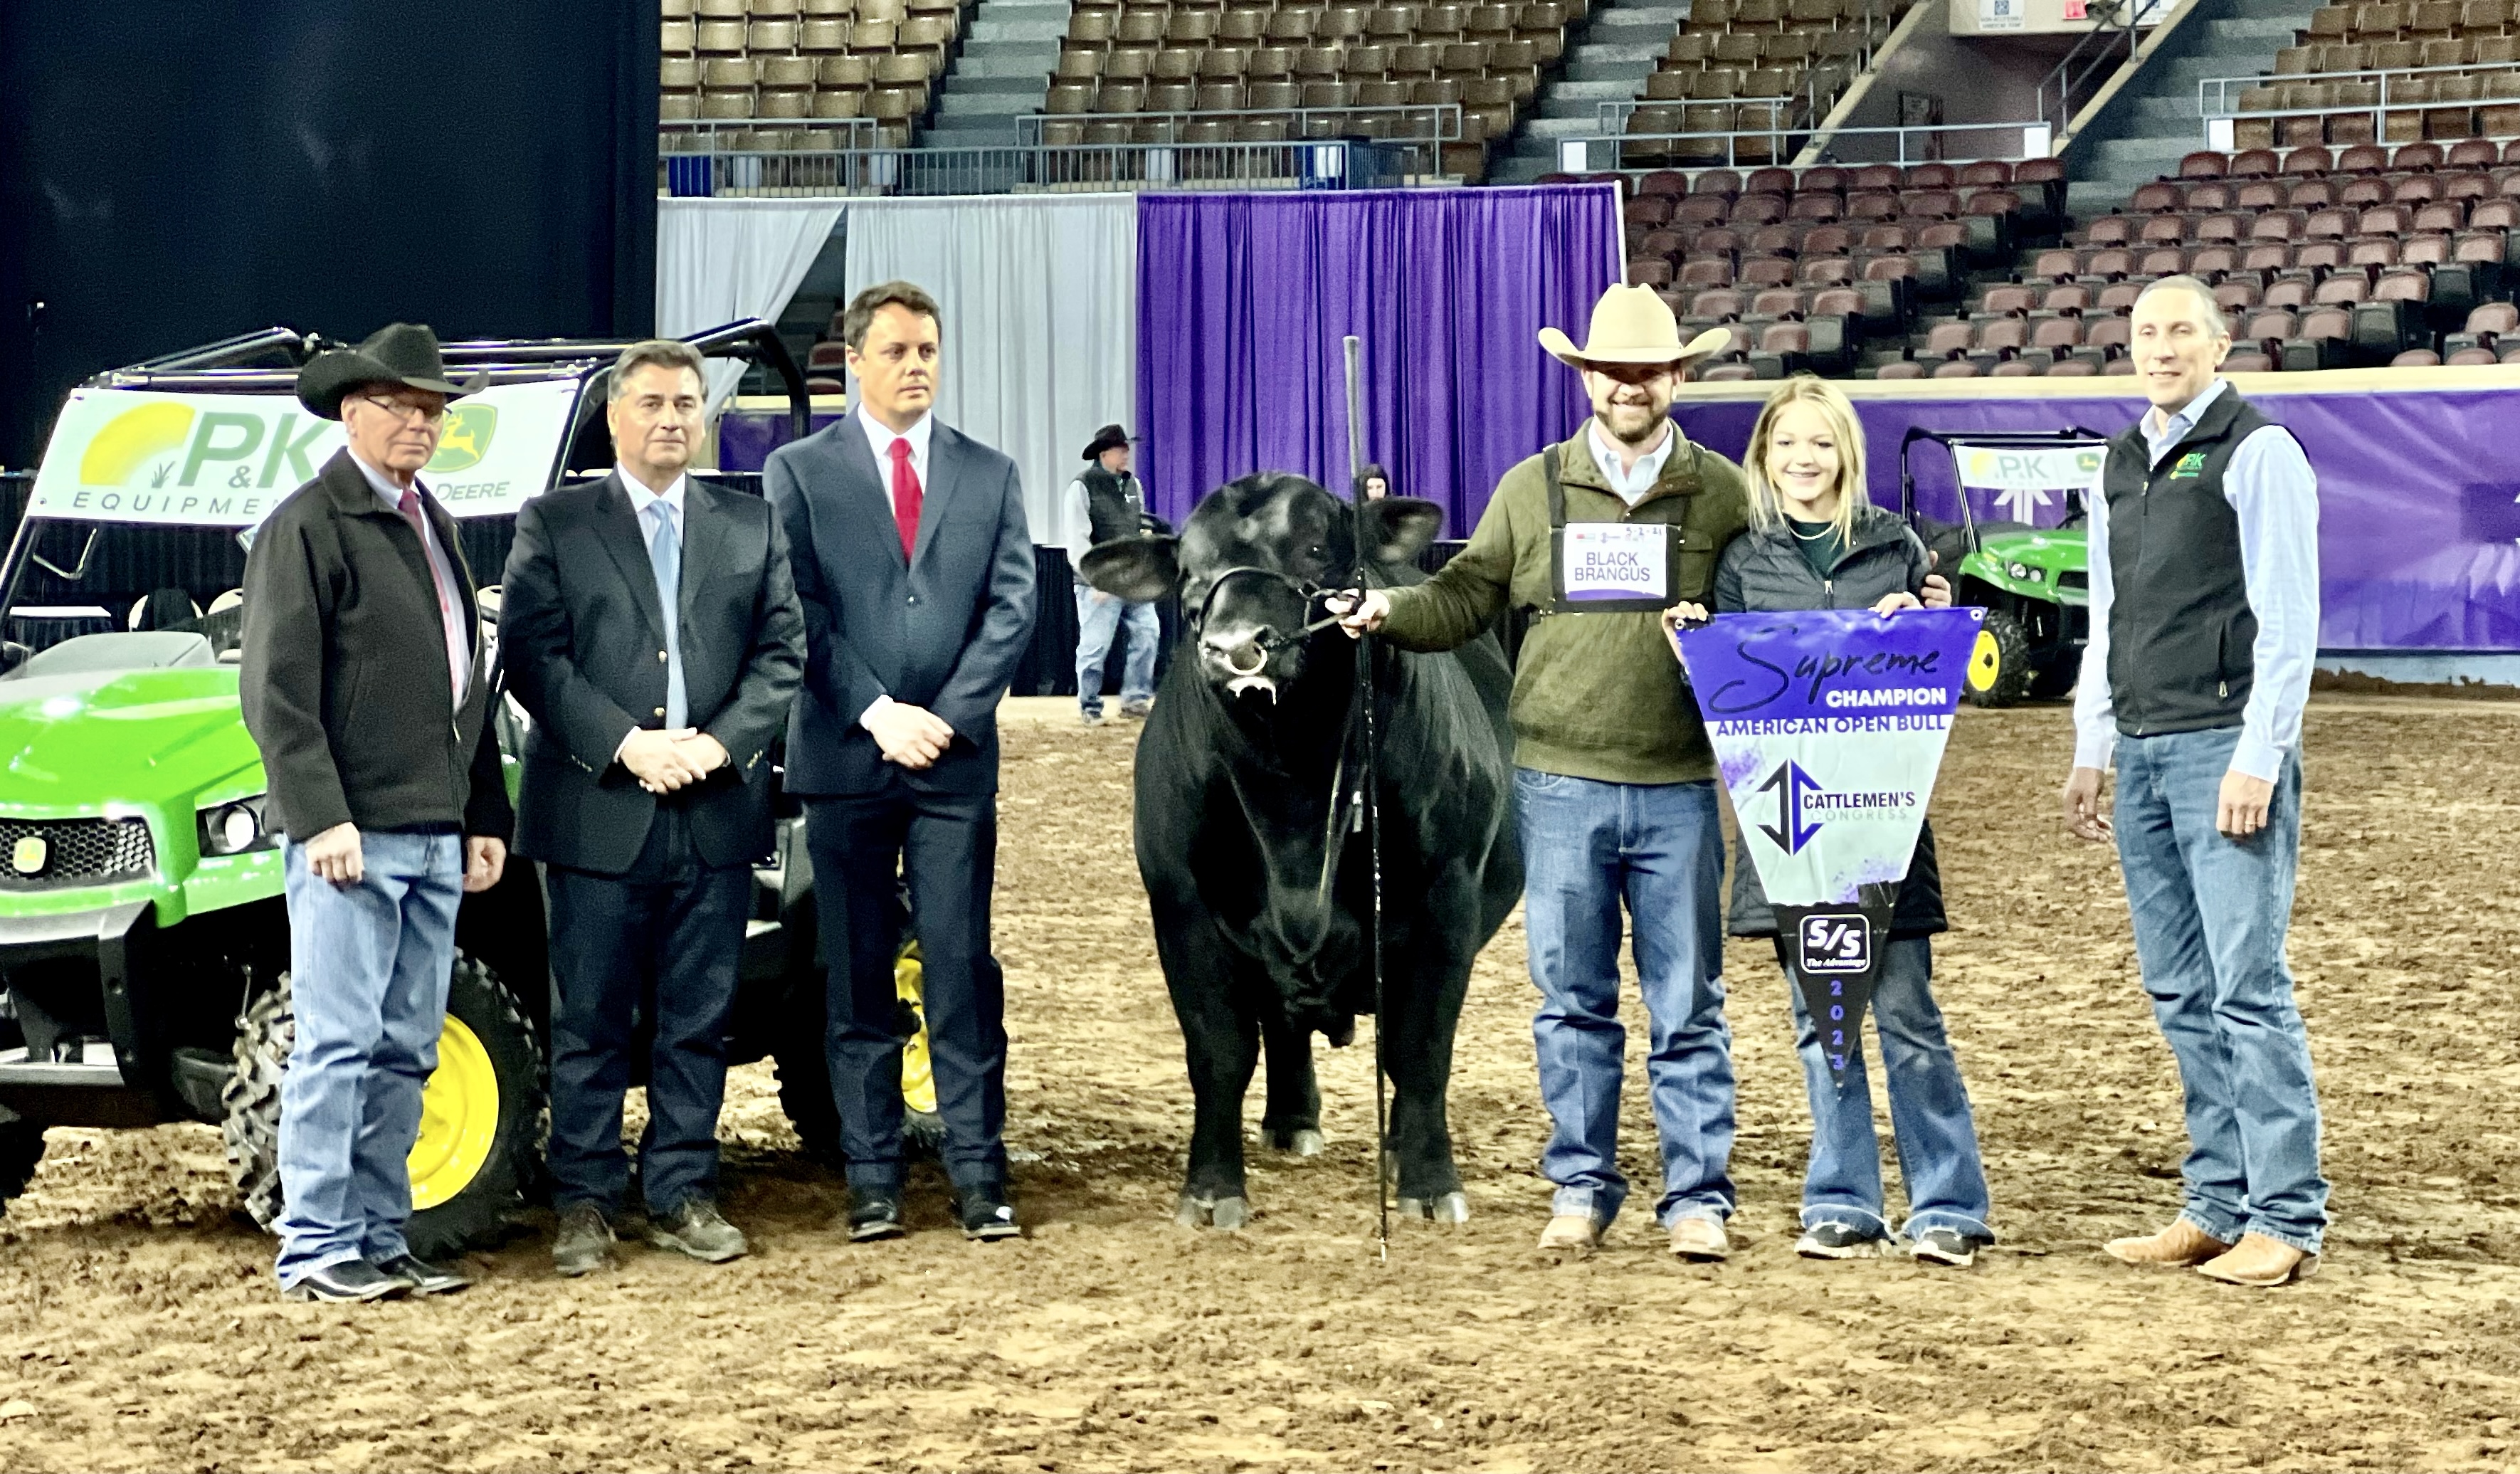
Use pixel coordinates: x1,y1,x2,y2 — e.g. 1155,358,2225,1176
2196,1233,2319,1287
2102,1218,2232,1267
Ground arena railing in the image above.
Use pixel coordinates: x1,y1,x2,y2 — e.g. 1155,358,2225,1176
1015,103,1462,174
2036,0,2176,143
662,117,882,150
658,137,1426,196
1554,120,2052,173
1593,76,1835,137
2195,59,2520,145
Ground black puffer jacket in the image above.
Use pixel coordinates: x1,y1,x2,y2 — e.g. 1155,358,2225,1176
1712,502,1945,939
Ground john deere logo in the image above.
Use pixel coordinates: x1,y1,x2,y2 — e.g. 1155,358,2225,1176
2170,451,2208,479
2074,448,2104,475
10,835,47,876
427,404,497,473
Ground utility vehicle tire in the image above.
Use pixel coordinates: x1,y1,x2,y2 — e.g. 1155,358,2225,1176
223,952,546,1258
2030,645,2083,701
772,942,944,1163
1965,609,2036,708
0,1110,45,1213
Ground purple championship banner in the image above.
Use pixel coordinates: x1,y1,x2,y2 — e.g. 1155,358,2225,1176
1679,606,1983,1086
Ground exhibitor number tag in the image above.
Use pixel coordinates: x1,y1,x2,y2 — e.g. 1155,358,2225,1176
1559,523,1671,606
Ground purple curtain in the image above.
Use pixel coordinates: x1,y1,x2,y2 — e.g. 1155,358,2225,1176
1134,184,1622,535
1672,385,2520,653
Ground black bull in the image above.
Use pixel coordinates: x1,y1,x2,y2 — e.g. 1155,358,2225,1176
1082,475,1521,1228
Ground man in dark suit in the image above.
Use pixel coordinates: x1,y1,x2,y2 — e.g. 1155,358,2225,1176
766,280,1036,1241
500,339,804,1277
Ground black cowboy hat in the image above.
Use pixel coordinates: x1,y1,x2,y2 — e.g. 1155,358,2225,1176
295,322,474,421
1080,423,1134,460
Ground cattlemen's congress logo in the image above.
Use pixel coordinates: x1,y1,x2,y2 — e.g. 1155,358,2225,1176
1756,759,1919,856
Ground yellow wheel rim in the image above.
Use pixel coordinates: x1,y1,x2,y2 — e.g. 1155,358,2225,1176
895,944,938,1116
408,1016,499,1211
1967,628,2003,693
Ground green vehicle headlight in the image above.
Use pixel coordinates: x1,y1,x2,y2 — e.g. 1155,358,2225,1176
2008,561,2043,582
199,795,275,856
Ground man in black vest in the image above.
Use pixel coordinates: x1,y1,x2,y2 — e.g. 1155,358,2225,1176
500,339,804,1275
2061,275,2326,1288
1062,424,1163,725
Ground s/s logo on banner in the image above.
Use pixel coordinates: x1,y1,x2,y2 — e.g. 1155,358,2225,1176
1676,607,1983,1088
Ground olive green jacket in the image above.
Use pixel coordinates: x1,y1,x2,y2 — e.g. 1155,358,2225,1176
1378,423,1751,785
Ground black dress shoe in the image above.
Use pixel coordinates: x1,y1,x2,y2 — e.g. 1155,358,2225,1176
847,1191,905,1243
374,1253,471,1295
283,1260,410,1303
956,1186,1021,1241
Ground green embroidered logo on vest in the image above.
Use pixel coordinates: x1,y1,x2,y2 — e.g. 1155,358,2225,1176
2168,451,2208,480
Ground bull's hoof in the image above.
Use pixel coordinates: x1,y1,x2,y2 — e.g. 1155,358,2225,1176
1174,1192,1251,1231
1267,1127,1326,1157
1395,1191,1472,1226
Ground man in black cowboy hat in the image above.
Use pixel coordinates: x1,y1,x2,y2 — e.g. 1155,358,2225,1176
1061,423,1163,725
238,323,513,1303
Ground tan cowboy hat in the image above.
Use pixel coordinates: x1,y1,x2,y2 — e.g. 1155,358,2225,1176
1537,284,1732,370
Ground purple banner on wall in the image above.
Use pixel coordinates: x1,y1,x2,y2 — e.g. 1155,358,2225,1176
718,406,849,474
1132,184,1622,537
1668,383,2520,653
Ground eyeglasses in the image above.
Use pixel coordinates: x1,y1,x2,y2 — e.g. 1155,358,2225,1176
356,394,448,425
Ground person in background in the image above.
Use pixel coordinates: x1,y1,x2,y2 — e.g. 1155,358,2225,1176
2064,275,2327,1289
1353,463,1392,501
500,339,804,1278
1662,375,1991,1269
238,324,511,1303
1337,284,1751,1263
766,280,1038,1243
1063,423,1161,725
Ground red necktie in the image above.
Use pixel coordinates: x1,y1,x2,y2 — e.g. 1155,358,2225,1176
398,489,464,704
887,437,922,562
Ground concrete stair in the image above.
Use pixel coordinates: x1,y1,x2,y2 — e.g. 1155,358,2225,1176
1492,0,1692,183
2062,0,2321,217
920,0,1067,149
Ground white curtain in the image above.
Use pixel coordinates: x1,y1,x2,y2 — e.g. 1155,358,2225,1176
842,194,1138,554
655,197,847,411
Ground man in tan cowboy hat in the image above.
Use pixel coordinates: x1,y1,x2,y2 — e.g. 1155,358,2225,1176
1337,284,1751,1261
238,323,511,1302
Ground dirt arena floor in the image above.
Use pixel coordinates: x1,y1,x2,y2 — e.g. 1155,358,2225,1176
1,695,2516,1472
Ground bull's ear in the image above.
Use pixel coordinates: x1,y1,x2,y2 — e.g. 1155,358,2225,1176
1079,536,1181,603
1359,495,1443,567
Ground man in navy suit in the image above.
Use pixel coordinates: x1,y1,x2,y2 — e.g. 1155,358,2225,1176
766,281,1038,1241
500,339,804,1276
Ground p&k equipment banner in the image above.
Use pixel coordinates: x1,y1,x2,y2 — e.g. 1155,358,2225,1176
28,381,581,528
1678,606,1983,1088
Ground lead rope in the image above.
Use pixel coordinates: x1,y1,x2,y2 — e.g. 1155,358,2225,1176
1343,334,1389,1261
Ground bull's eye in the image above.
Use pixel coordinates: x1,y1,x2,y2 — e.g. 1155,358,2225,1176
1305,544,1326,561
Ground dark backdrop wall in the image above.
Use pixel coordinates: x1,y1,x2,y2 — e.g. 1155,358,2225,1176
0,1,658,468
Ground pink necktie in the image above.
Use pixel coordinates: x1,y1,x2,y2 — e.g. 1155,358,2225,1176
398,489,464,704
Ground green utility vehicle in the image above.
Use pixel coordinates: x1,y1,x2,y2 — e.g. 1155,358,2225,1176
0,324,934,1253
1899,428,2104,707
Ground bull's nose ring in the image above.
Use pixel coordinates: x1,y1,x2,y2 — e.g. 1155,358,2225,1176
1225,638,1271,676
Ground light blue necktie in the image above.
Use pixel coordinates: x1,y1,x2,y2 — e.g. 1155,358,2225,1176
644,500,687,730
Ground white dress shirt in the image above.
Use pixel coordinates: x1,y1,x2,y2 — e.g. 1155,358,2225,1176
856,401,936,730
858,400,933,489
1587,418,1680,506
2072,377,2321,782
349,450,471,702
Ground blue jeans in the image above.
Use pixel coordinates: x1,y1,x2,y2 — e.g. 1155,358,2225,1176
1515,769,1734,1229
274,830,463,1285
1781,935,1993,1243
1075,579,1158,715
2114,727,2326,1254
